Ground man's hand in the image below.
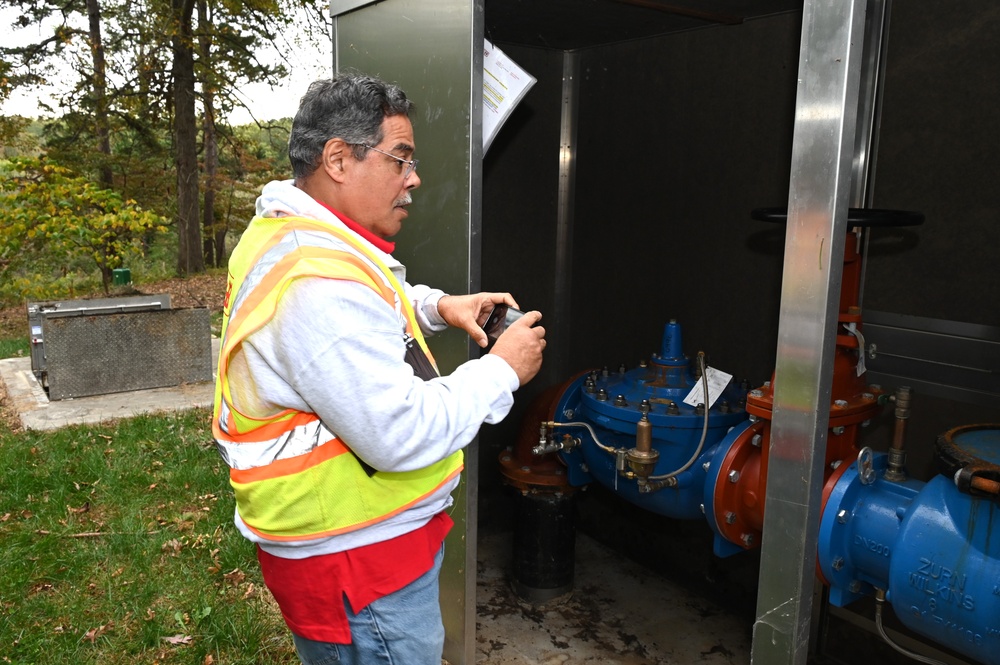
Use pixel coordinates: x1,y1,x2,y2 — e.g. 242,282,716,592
489,311,546,386
437,292,518,348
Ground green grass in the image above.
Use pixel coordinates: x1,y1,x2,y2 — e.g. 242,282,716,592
0,338,29,360
0,409,298,664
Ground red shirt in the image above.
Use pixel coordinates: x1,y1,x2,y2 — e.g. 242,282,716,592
257,511,453,643
317,202,396,255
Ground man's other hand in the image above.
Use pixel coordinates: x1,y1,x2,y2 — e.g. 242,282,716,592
489,311,546,386
437,292,517,348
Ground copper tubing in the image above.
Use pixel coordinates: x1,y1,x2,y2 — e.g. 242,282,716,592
884,386,911,482
891,385,911,452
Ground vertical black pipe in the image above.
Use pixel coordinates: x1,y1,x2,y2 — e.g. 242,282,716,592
510,491,576,604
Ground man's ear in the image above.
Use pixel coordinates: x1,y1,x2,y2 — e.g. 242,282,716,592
321,138,351,182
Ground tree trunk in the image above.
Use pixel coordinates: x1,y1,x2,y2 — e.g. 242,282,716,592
198,0,221,267
86,0,113,189
202,107,219,265
172,0,204,276
219,182,235,267
100,265,112,295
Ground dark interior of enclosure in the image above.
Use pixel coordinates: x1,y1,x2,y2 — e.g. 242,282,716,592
476,1,1000,663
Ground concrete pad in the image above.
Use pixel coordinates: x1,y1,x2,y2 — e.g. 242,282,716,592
0,339,219,431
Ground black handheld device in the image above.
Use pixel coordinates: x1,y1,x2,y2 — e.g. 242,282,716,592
483,304,525,341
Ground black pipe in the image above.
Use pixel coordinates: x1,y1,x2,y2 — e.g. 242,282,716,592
510,490,576,605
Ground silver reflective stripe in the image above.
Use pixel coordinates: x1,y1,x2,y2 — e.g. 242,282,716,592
218,400,233,434
216,418,336,471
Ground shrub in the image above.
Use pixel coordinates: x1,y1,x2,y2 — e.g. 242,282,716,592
0,156,168,305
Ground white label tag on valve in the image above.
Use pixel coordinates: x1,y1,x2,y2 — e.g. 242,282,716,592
683,366,733,409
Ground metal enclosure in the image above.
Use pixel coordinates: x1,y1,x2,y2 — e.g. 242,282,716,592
27,295,172,382
330,2,482,663
320,1,1000,662
43,308,212,401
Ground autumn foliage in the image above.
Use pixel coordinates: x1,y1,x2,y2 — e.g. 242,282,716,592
0,156,167,303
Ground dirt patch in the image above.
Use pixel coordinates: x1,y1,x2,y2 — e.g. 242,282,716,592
129,272,228,312
0,307,25,341
0,383,21,433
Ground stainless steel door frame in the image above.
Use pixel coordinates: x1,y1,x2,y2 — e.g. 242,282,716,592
331,2,482,663
752,1,867,664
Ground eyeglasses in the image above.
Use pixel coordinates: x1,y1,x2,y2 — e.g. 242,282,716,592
361,144,419,179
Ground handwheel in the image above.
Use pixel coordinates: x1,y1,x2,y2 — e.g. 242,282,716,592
750,207,924,228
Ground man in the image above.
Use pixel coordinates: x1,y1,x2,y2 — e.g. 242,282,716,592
212,72,546,665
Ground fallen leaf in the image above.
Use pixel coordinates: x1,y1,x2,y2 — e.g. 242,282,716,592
223,569,245,587
203,655,215,665
67,502,90,514
161,539,182,555
162,634,192,645
84,623,111,642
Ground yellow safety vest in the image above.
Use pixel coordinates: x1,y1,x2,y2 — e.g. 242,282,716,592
213,215,463,543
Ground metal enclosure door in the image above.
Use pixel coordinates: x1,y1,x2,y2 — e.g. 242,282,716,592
330,2,482,663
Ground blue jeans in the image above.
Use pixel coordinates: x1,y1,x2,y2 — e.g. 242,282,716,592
292,544,446,665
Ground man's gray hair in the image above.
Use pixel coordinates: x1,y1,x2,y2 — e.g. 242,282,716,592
288,72,414,179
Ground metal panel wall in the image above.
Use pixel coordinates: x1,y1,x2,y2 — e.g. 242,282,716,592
332,2,481,663
864,1,1000,329
478,43,566,525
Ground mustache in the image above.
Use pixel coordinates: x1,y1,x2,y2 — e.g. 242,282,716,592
394,193,412,207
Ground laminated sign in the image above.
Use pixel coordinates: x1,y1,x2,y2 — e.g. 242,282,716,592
483,39,536,153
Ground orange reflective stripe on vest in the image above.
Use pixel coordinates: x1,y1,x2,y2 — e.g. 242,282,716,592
232,454,464,542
